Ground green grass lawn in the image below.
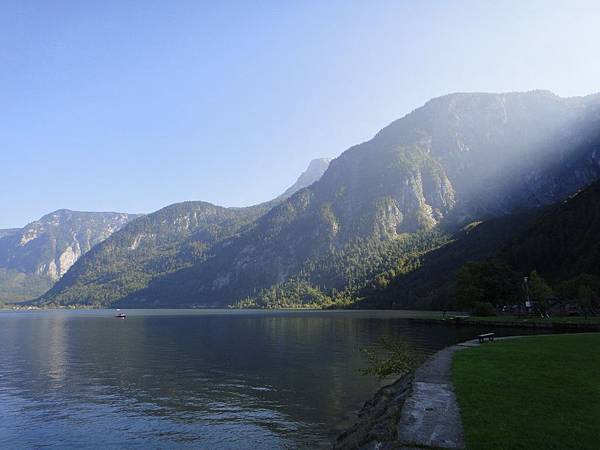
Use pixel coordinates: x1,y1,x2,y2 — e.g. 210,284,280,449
411,314,600,325
453,333,600,450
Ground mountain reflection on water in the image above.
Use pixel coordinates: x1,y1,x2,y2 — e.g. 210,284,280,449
0,309,487,448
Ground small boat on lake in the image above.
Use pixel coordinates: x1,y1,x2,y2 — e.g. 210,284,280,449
115,309,126,318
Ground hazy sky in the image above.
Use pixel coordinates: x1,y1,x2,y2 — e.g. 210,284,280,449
2,0,600,228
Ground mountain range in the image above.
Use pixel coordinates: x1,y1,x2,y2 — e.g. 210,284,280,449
0,210,139,302
0,158,330,304
0,229,19,239
34,90,600,309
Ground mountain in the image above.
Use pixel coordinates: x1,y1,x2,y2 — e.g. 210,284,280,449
38,158,330,307
0,229,19,239
41,91,600,308
40,202,269,306
0,210,138,303
281,158,331,198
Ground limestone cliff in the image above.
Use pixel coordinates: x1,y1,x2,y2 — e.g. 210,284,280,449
0,210,137,302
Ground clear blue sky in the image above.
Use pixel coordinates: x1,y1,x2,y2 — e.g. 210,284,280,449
2,0,599,228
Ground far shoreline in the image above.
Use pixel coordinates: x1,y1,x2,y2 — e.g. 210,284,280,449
0,306,458,317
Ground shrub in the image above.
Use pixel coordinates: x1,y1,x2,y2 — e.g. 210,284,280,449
472,301,497,317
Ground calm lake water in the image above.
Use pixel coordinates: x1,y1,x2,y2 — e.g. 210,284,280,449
0,309,507,449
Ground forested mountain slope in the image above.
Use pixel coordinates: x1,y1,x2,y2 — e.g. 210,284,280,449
358,213,536,309
503,180,600,280
38,159,330,306
368,178,600,310
116,90,600,308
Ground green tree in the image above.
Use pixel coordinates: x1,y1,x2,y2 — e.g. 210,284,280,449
528,271,553,302
577,285,593,319
455,266,485,309
454,261,521,310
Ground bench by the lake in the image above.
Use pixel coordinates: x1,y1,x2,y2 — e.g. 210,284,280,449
478,333,495,344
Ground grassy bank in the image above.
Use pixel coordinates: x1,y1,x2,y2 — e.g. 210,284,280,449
453,334,600,450
408,315,600,331
459,315,600,324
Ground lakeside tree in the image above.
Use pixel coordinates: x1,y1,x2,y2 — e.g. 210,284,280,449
454,261,521,311
527,271,553,300
577,285,594,318
556,274,600,303
527,270,554,313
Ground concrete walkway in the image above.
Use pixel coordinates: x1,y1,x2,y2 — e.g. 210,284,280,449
395,340,480,449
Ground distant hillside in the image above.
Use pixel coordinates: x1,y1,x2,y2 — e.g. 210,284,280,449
39,158,330,307
40,202,268,306
0,210,138,303
0,229,19,239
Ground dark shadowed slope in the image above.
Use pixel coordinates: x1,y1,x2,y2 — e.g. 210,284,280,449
367,177,600,309
502,179,600,279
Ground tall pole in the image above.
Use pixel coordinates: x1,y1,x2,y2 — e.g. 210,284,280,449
524,276,530,310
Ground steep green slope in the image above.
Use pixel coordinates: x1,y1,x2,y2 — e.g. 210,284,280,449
0,269,54,303
120,91,600,308
358,213,536,309
474,179,600,307
503,181,600,279
39,159,330,306
39,202,269,306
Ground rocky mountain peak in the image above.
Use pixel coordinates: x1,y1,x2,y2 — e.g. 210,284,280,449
282,158,331,198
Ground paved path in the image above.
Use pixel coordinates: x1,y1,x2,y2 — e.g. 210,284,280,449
394,333,589,449
344,334,564,449
395,340,480,449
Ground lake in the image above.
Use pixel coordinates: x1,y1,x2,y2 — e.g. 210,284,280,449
0,309,505,448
